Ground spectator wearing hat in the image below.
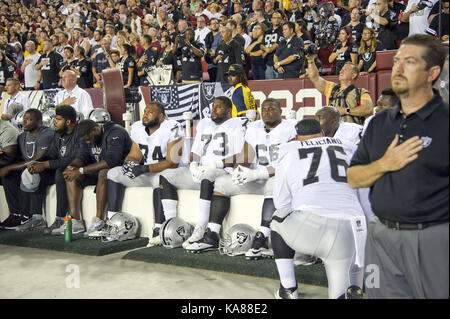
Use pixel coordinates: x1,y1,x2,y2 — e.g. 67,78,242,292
227,64,257,118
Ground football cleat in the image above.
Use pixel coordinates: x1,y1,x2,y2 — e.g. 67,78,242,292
185,228,219,253
182,224,205,249
147,227,162,247
275,284,299,299
84,217,105,238
245,231,269,260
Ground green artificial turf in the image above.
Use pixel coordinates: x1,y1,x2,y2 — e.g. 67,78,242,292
122,246,328,287
0,229,147,256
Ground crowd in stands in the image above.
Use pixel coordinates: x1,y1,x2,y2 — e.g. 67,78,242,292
0,0,448,91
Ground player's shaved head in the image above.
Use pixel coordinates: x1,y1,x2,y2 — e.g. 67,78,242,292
315,106,340,137
261,98,282,129
295,118,324,141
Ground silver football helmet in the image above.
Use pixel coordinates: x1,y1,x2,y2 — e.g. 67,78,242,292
89,108,111,123
219,224,256,257
160,217,194,248
104,212,139,242
13,110,26,131
76,111,84,123
42,109,55,128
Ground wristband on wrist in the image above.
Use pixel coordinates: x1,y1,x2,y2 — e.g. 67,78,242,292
308,59,314,64
79,167,84,174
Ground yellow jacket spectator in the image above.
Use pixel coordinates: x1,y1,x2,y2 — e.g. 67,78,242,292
227,64,257,118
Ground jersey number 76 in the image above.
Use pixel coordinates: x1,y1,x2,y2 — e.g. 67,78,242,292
298,146,348,186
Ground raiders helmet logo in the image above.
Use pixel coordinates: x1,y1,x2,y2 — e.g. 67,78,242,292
176,225,186,238
125,220,134,230
236,232,249,245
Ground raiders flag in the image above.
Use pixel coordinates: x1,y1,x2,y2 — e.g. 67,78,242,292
145,65,174,86
199,82,233,119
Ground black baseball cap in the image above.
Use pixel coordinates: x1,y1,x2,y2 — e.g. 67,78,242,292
295,118,322,136
226,64,245,76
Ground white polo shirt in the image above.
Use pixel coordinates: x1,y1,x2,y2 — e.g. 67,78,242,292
2,91,31,115
54,85,94,119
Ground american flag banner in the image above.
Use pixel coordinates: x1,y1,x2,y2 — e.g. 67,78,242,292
150,83,200,123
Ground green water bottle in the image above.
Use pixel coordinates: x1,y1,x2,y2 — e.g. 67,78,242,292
64,216,72,243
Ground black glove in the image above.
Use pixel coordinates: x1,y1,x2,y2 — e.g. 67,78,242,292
123,162,149,179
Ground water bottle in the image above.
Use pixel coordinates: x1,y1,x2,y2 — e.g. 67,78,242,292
64,216,72,243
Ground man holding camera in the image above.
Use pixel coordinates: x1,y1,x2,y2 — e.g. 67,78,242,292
173,28,205,84
307,55,373,124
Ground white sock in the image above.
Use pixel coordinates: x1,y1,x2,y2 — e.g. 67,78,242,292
207,222,221,234
275,258,297,289
154,223,162,230
258,226,271,238
197,199,211,228
161,199,177,220
32,214,43,220
107,211,118,219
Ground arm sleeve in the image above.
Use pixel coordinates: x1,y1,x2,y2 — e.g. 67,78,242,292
103,129,130,168
273,155,293,216
73,140,90,164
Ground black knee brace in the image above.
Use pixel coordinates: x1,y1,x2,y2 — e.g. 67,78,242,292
200,179,214,200
106,179,125,212
209,195,230,225
160,175,178,200
271,230,295,259
261,198,276,228
153,188,165,224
